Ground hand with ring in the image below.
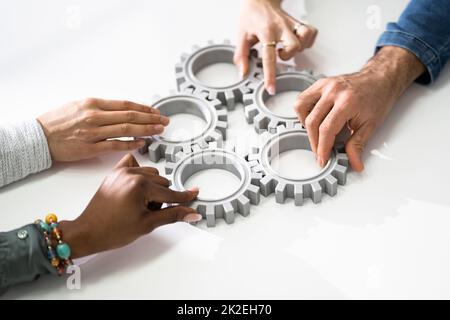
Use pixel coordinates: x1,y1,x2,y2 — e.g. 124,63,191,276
234,0,318,95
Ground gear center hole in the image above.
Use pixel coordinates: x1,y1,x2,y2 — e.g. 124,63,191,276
193,49,240,88
261,75,314,119
268,134,325,180
157,97,210,143
181,160,244,201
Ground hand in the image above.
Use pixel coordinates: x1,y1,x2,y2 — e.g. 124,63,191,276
294,46,425,171
37,98,170,162
234,0,318,94
59,154,202,258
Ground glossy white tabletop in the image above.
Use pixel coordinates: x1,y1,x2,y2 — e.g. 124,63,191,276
1,0,450,299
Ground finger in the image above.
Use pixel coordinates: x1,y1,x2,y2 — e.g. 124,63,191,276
93,99,156,114
261,41,278,95
93,111,169,127
95,139,146,154
304,97,334,155
278,30,301,61
93,123,165,141
234,33,252,79
345,123,374,172
142,206,202,233
316,106,349,167
148,186,199,204
137,172,170,187
147,201,163,211
126,166,159,176
114,153,140,169
294,85,322,125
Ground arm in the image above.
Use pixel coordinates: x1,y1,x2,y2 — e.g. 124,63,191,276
0,154,201,293
1,98,170,188
234,0,317,94
295,0,450,171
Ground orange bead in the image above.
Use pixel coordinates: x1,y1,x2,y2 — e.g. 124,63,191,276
45,213,58,224
51,257,60,267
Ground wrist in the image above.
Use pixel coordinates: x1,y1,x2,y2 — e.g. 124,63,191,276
58,219,93,259
362,46,425,99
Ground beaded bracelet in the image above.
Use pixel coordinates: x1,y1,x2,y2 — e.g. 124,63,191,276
35,213,73,275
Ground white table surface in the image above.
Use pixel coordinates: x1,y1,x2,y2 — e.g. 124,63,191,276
1,0,450,299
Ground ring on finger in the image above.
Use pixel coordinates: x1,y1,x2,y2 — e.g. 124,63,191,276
262,41,278,48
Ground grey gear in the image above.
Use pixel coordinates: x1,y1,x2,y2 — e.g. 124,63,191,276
165,143,262,227
175,39,263,110
247,125,349,205
139,89,228,163
243,69,324,133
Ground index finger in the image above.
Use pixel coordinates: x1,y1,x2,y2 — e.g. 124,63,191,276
261,43,277,95
94,99,158,114
148,186,199,204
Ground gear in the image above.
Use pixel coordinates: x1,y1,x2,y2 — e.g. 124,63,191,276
139,89,228,162
243,69,324,133
165,143,262,227
247,125,349,205
175,39,263,110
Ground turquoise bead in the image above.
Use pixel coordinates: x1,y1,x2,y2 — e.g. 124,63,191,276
56,243,71,259
39,220,51,233
50,222,58,229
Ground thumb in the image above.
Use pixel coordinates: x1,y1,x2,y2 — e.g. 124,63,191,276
114,153,139,169
142,206,202,233
345,124,374,172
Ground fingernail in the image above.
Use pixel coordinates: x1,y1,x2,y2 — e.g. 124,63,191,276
160,116,170,125
154,124,164,132
267,85,276,96
318,157,325,167
187,187,199,195
239,64,246,79
183,213,203,223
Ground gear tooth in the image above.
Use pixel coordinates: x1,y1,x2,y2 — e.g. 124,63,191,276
174,150,186,163
310,182,323,203
251,172,263,185
197,91,209,99
183,87,195,95
268,119,280,133
332,164,347,185
243,93,254,105
336,153,349,166
208,90,218,101
224,90,236,110
175,63,183,73
253,113,268,132
148,141,162,162
191,144,202,153
246,81,259,92
206,130,222,144
208,141,218,149
223,39,231,45
259,131,272,146
276,124,287,133
275,182,287,204
240,86,251,96
293,122,303,129
205,206,216,227
215,121,227,140
259,175,275,196
225,143,235,153
182,144,192,154
247,153,259,162
180,52,189,62
179,81,191,92
245,184,260,205
219,202,233,224
165,161,176,174
237,195,250,217
244,104,259,124
192,44,200,52
251,164,264,174
211,99,223,110
294,184,304,206
175,73,186,87
164,145,177,162
324,175,338,196
216,109,228,121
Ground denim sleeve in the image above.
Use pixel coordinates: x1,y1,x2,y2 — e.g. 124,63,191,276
376,0,450,84
0,224,56,295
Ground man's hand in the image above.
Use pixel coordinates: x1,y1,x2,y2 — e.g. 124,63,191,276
37,98,170,162
234,0,318,94
59,154,201,258
295,46,425,171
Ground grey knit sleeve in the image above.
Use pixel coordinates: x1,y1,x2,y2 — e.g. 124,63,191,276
0,119,52,188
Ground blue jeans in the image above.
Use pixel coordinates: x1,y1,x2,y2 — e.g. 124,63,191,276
376,0,450,84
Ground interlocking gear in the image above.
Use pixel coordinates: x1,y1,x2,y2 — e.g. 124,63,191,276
165,143,262,227
175,39,263,110
243,69,324,133
140,89,227,162
247,125,349,205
